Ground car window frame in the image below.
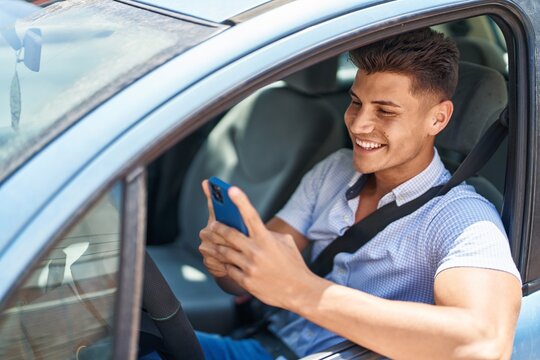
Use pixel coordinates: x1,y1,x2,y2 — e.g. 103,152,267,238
126,2,535,291
112,168,146,358
492,2,538,294
135,2,539,357
135,0,535,286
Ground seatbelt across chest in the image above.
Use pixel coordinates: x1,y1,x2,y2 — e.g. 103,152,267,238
308,108,509,278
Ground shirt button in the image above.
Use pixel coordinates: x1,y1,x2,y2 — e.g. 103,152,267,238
343,214,350,221
337,267,347,275
306,329,314,337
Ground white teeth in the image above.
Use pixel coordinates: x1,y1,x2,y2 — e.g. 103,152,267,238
356,139,383,149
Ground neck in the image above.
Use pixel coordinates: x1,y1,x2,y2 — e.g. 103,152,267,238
369,147,435,197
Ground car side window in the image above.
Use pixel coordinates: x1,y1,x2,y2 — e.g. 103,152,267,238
0,182,123,359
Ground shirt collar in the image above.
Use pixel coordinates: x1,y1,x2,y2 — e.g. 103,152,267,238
345,148,448,206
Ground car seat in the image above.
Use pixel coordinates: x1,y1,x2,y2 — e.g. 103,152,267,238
454,36,508,77
437,61,508,210
148,57,345,334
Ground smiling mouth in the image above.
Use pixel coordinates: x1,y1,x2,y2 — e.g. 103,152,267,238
355,139,386,151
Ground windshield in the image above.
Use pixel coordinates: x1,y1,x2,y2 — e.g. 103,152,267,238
0,0,222,179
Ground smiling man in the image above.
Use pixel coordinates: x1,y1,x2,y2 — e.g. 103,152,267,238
198,28,522,360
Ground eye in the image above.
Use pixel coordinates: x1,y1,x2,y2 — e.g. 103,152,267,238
377,108,396,117
350,99,361,107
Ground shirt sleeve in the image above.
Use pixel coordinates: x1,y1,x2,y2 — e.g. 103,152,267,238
275,150,345,236
429,194,521,282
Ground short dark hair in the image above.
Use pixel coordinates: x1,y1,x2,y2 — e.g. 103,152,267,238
349,28,459,100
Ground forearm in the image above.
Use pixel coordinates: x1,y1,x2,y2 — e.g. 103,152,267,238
288,276,512,360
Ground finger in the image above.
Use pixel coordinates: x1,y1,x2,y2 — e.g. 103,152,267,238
216,245,248,270
225,264,247,290
228,186,266,235
210,221,246,251
202,257,228,277
200,224,227,247
201,180,216,223
199,226,234,254
203,254,225,268
198,239,227,263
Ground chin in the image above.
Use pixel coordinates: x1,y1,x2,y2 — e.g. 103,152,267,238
353,159,381,174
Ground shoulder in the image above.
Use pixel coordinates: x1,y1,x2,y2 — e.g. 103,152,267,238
318,148,353,170
426,185,520,281
426,184,508,250
306,148,354,183
430,184,502,226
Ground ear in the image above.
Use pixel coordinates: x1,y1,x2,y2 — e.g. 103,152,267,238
428,100,453,136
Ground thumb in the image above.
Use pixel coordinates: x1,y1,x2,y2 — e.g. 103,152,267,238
228,186,266,236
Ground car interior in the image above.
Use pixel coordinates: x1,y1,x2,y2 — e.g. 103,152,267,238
0,14,513,360
145,14,510,343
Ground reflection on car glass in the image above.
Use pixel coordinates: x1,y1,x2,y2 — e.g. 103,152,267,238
0,0,218,179
0,183,122,359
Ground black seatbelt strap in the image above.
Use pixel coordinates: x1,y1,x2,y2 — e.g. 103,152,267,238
308,108,509,278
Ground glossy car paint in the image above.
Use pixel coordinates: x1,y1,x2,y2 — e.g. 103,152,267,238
513,289,540,358
130,0,273,22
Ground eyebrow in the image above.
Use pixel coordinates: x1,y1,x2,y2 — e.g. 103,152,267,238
349,89,402,108
372,100,401,108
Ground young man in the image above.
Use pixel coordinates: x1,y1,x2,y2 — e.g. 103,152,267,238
198,28,522,359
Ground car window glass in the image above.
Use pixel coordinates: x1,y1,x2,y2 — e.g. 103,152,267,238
0,182,123,359
0,0,219,179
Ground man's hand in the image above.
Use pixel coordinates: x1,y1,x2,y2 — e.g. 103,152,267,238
207,186,316,308
198,179,310,298
198,180,228,278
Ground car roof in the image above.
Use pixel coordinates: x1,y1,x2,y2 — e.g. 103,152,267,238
129,0,276,23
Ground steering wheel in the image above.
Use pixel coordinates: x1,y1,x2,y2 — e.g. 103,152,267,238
140,251,204,360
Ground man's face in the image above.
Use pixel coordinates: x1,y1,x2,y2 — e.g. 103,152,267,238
345,71,441,180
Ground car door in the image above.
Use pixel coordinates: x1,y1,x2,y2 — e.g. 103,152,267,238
0,0,538,359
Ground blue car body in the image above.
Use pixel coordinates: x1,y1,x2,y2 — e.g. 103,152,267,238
0,0,538,358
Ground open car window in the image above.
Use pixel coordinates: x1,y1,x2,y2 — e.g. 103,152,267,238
142,11,515,358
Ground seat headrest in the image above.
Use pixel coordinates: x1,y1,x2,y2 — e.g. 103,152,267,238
454,36,508,76
283,57,339,95
436,61,507,156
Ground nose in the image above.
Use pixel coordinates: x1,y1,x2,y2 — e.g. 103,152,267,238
347,106,375,134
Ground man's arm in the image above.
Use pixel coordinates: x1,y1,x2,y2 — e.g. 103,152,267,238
289,267,521,360
212,186,522,360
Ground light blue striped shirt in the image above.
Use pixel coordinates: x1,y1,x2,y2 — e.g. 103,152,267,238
269,148,520,357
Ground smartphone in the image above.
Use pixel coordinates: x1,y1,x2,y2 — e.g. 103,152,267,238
208,177,249,235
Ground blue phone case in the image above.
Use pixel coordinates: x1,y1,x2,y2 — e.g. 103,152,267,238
208,177,249,235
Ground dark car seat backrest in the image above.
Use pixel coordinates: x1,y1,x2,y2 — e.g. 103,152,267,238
455,36,508,77
437,61,508,210
283,57,340,94
178,58,345,254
